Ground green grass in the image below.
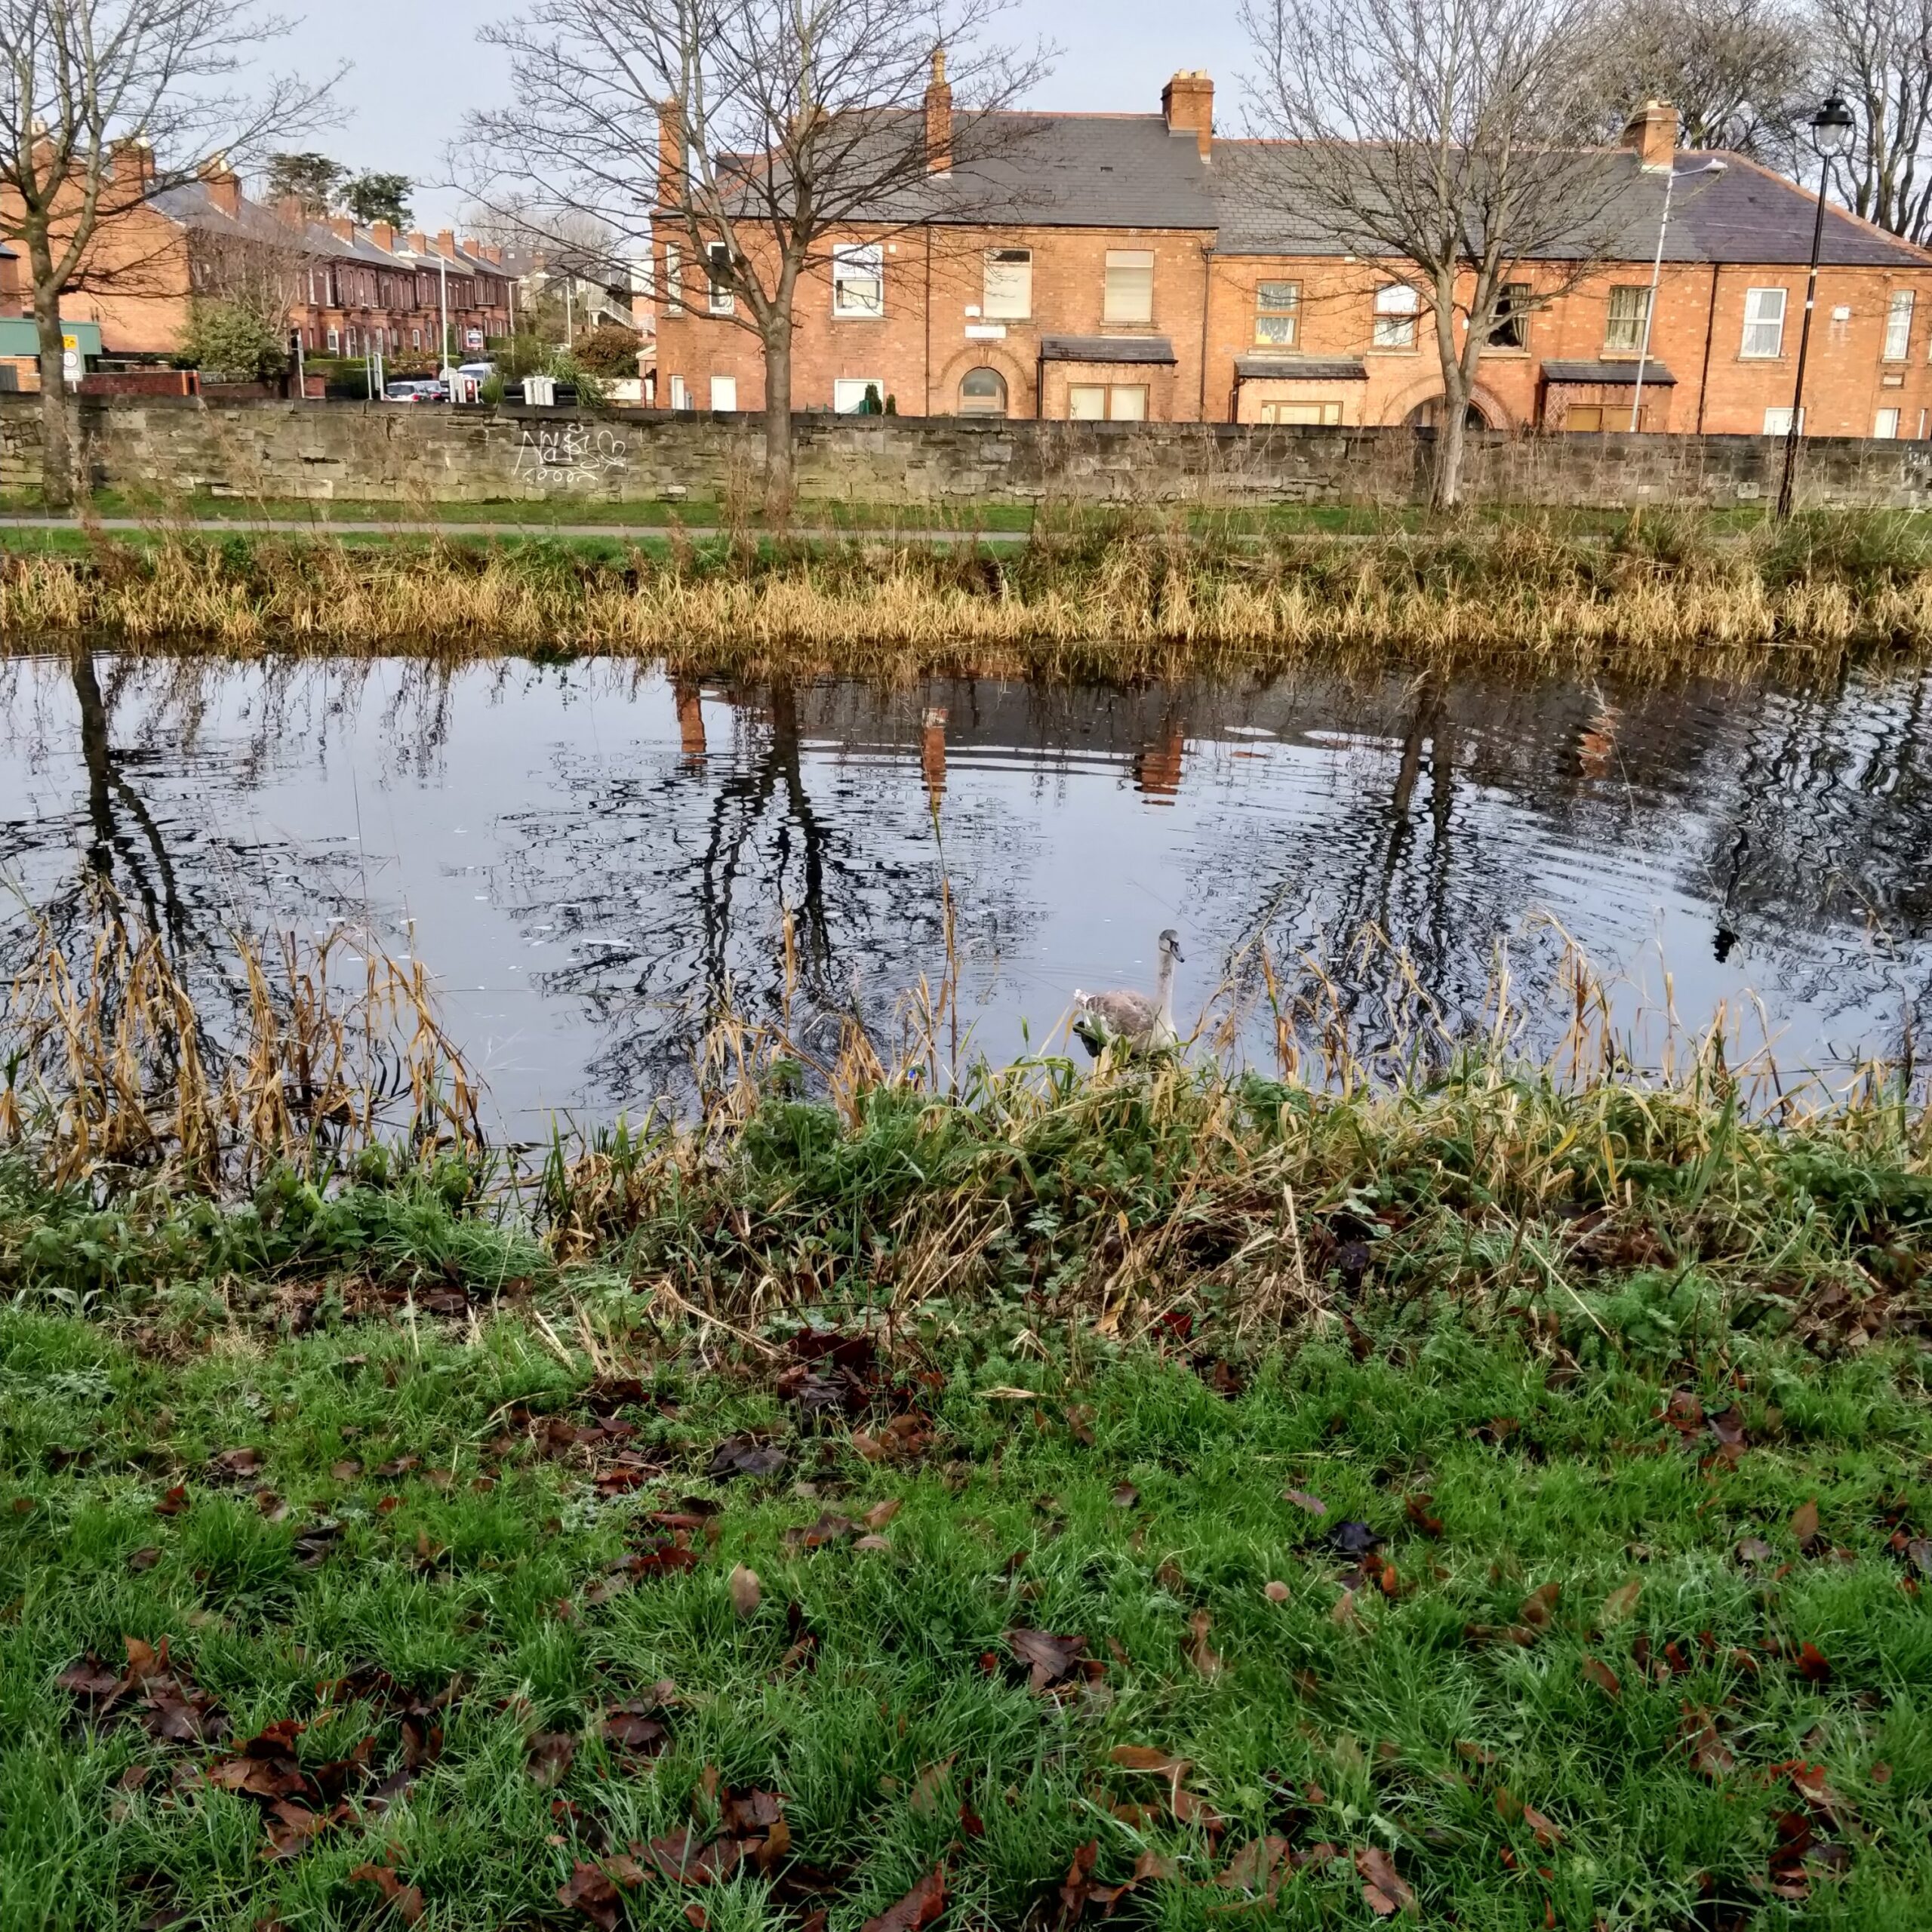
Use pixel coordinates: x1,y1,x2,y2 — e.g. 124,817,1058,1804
2,1297,1927,1931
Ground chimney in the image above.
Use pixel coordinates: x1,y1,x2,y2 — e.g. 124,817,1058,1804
1161,71,1214,161
199,153,241,217
1620,99,1678,171
435,228,457,260
325,215,356,243
405,229,428,254
274,195,308,230
659,98,685,207
112,137,155,191
370,221,396,251
925,49,953,174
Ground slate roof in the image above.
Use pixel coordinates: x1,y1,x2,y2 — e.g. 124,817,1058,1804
150,182,504,279
1543,359,1678,384
1209,142,1929,268
1235,355,1368,380
815,109,1932,269
1040,333,1179,363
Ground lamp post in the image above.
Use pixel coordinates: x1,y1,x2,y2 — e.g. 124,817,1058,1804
1631,158,1726,432
1777,94,1857,519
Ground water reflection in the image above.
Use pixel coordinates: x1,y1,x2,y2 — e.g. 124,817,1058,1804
1,650,1927,1124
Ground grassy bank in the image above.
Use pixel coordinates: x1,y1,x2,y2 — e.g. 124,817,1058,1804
4,509,1932,672
3,1041,1930,1930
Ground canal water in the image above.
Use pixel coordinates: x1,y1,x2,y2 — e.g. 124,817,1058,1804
2,651,1927,1125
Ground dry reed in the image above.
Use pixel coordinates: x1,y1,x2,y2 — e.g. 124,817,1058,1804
4,512,1932,679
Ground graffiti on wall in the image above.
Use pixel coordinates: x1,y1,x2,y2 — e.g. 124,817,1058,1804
512,422,629,491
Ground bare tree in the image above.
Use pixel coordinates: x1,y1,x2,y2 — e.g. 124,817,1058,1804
463,0,1048,516
1586,0,1813,161
1814,0,1932,241
1240,0,1632,507
0,0,334,507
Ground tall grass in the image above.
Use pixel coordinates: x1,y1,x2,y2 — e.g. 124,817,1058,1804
5,508,1932,673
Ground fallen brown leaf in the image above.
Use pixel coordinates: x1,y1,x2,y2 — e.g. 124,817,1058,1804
1355,1844,1415,1916
1581,1657,1622,1699
1791,1500,1821,1551
1186,1610,1223,1679
349,1862,425,1923
1601,1578,1641,1625
730,1565,761,1620
1284,1487,1328,1517
1263,1580,1291,1603
860,1864,946,1932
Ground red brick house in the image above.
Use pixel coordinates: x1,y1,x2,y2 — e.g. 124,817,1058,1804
653,70,1932,438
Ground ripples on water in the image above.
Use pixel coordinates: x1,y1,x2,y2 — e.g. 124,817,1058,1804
1,651,1927,1126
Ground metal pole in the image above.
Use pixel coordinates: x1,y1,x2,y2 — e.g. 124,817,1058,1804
1630,167,1677,432
1777,155,1833,520
438,252,449,375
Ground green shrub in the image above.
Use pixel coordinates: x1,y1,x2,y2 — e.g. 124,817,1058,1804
182,302,289,383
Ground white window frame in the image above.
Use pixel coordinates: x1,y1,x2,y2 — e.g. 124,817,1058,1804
1372,283,1420,349
983,248,1032,320
1884,289,1914,361
832,243,884,318
1875,406,1901,438
1261,399,1343,425
1254,281,1300,347
667,374,690,410
411,328,421,349
1067,382,1146,422
1762,405,1803,435
832,377,884,414
663,242,684,315
1103,250,1155,325
710,375,738,412
1604,285,1650,353
1742,287,1786,358
326,326,339,352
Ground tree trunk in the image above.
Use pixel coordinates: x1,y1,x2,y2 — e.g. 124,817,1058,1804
29,245,78,511
1430,381,1468,511
761,315,795,528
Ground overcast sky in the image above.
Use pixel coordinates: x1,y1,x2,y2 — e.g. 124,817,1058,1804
273,0,1255,229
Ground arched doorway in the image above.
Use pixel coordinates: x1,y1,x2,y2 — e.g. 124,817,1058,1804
958,366,1008,417
1405,395,1491,429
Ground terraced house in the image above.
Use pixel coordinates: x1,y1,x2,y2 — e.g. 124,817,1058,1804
653,69,1932,438
0,148,512,389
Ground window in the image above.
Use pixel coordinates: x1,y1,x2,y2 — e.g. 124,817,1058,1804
1372,284,1418,349
1884,289,1915,361
1604,285,1651,353
706,242,734,315
663,243,683,314
1493,281,1532,350
1260,399,1342,425
1068,383,1146,420
1103,250,1155,325
711,376,738,411
1254,281,1300,347
958,366,1008,416
832,244,884,318
1830,304,1852,344
1875,406,1901,438
832,377,884,413
668,374,690,410
983,249,1032,319
1742,287,1786,358
411,328,421,349
325,327,339,352
1763,405,1803,434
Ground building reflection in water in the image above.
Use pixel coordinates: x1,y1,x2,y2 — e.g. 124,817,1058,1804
1134,714,1186,800
921,706,947,806
675,679,707,765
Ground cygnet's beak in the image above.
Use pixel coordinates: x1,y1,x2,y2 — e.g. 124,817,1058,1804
1171,942,1185,963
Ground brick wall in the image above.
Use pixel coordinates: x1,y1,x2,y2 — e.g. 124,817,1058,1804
5,394,1932,509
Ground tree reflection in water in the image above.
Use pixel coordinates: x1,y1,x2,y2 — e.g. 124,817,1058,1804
0,651,1927,1122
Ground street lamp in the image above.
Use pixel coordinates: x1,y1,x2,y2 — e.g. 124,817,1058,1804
1631,158,1727,432
1776,94,1857,518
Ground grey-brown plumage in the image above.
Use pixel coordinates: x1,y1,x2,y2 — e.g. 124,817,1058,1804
1072,928,1183,1057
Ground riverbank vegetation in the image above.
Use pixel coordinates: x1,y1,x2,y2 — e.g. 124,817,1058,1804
5,508,1932,675
3,901,1929,1927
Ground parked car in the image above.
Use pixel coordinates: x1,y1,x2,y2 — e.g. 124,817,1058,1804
456,361,497,382
383,379,448,404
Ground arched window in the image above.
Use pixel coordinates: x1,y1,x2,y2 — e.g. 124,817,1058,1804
958,366,1008,417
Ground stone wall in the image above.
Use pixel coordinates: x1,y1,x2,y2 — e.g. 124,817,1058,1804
5,394,1932,510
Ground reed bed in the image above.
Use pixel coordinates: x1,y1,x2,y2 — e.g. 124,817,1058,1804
4,891,1924,1353
5,508,1932,676
0,887,481,1194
